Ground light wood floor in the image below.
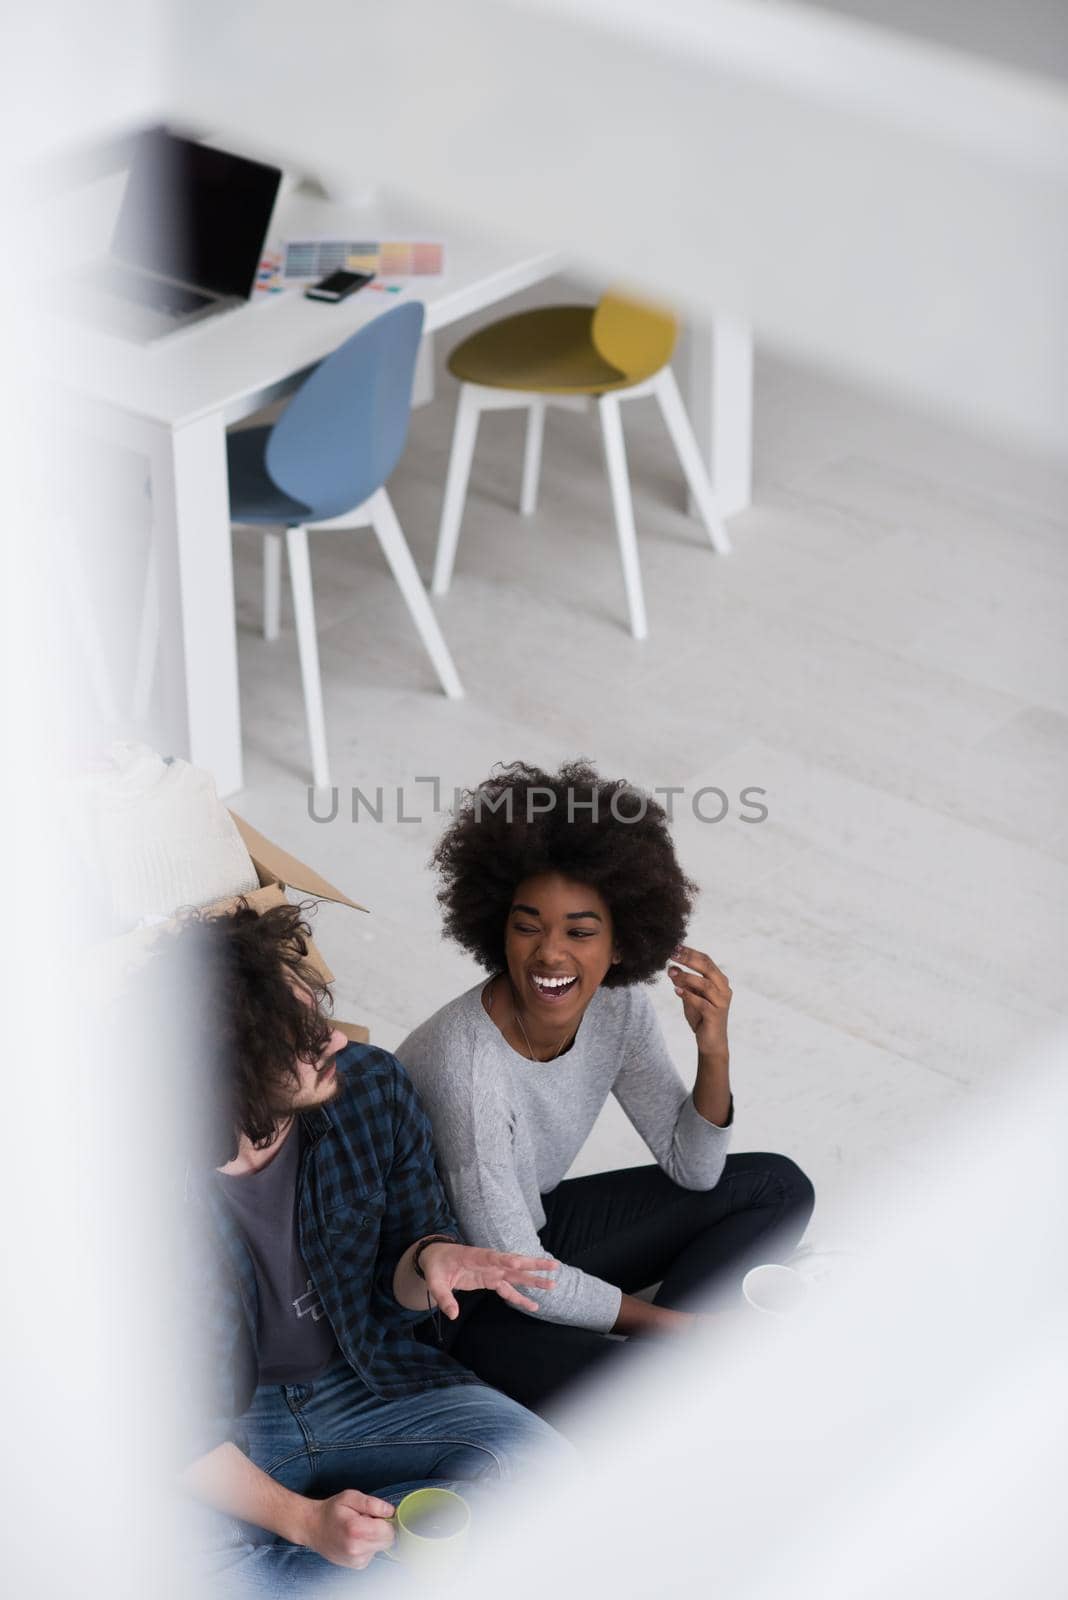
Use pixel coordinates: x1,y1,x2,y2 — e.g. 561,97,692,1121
229,278,1068,1247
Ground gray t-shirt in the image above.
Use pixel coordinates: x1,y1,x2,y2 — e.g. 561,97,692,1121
215,1120,338,1385
396,979,733,1333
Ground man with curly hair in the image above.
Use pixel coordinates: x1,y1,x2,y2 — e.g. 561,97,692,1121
159,901,567,1594
397,761,815,1414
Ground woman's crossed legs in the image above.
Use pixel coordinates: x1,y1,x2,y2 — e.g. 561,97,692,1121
449,1152,815,1414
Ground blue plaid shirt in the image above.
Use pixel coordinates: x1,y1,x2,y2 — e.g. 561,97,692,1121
184,1043,479,1461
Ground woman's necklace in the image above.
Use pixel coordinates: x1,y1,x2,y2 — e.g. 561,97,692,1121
486,974,575,1062
511,992,574,1062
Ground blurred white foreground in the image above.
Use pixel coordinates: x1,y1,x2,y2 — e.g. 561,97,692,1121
452,1046,1067,1599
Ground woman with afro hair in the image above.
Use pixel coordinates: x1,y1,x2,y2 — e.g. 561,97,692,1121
397,761,813,1414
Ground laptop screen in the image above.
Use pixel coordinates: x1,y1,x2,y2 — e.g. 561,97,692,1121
111,128,282,300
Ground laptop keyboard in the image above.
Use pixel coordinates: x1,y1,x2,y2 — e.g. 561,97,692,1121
99,261,214,317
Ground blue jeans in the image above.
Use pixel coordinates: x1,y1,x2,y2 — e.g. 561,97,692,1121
195,1357,567,1596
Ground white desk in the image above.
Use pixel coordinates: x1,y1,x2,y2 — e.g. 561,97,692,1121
59,184,751,796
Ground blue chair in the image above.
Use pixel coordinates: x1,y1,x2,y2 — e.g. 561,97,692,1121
228,301,463,788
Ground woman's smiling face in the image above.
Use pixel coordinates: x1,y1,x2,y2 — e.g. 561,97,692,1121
504,872,619,1025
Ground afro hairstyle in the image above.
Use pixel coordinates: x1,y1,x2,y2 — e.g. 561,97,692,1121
432,760,696,986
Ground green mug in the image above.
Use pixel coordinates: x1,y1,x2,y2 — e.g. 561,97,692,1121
383,1487,470,1573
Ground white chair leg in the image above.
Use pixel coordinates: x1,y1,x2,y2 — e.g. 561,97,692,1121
284,525,331,789
597,395,648,641
263,530,282,640
654,366,732,555
519,401,545,515
432,384,481,595
371,490,464,699
132,531,159,723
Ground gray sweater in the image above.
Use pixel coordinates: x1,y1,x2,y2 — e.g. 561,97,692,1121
396,979,733,1332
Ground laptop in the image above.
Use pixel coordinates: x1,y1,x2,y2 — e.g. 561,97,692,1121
78,127,282,342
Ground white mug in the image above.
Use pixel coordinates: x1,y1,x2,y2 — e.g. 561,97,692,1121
742,1263,808,1317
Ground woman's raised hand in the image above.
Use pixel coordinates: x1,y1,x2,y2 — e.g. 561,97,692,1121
668,944,732,1060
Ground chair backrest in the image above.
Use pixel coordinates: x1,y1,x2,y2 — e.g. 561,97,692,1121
265,300,425,521
591,291,678,384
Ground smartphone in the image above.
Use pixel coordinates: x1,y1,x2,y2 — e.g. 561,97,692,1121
304,269,375,303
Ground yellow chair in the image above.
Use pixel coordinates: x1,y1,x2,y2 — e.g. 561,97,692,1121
432,291,731,639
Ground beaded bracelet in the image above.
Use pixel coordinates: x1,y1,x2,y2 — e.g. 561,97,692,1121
412,1233,458,1280
412,1234,458,1345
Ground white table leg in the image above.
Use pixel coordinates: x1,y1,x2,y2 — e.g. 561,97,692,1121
683,316,753,519
411,331,435,408
148,412,244,796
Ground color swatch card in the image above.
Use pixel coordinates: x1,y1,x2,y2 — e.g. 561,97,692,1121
252,250,288,299
282,239,445,279
363,242,444,276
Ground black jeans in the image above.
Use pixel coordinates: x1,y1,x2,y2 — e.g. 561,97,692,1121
447,1153,814,1415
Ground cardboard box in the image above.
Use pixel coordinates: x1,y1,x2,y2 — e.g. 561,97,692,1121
224,813,370,1040
89,811,371,1042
